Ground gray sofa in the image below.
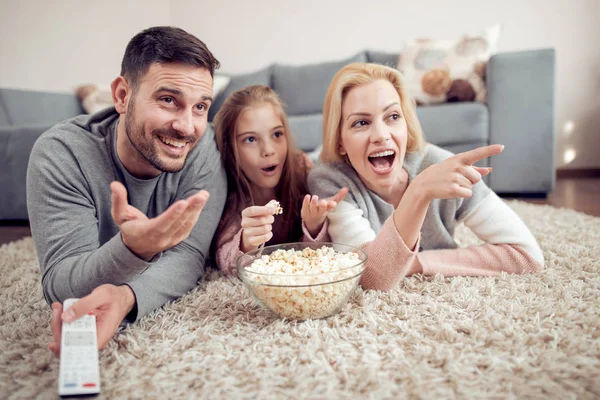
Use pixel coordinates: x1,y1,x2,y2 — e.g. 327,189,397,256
0,48,555,221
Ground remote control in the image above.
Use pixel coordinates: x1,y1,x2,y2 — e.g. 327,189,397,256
58,298,101,397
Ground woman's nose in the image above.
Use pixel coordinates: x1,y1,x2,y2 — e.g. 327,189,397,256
370,120,391,143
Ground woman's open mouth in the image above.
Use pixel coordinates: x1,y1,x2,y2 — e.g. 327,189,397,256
368,150,396,174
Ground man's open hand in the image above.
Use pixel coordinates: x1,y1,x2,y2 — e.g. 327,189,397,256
110,181,209,260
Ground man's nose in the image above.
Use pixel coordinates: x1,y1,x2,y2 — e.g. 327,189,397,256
172,110,195,136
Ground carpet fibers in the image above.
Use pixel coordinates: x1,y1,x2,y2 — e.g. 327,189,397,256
1,201,599,399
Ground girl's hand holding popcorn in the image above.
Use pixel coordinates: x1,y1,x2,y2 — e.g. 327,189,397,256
241,201,281,252
301,187,349,237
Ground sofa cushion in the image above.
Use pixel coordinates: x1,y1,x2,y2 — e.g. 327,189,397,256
366,50,401,68
208,66,272,121
0,88,83,126
288,114,322,152
272,53,367,116
0,99,9,126
416,103,489,146
0,123,54,220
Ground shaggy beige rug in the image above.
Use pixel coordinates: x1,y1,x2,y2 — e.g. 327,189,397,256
1,201,599,399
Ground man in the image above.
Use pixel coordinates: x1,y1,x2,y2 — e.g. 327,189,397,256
26,26,227,356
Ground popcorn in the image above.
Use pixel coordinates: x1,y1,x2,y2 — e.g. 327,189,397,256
266,199,283,215
240,246,364,320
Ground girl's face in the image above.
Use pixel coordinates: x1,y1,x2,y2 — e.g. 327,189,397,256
235,103,288,192
339,79,408,195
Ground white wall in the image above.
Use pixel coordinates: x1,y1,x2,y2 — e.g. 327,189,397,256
0,0,170,93
1,0,598,169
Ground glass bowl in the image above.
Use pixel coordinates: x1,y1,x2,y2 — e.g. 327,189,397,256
236,242,367,320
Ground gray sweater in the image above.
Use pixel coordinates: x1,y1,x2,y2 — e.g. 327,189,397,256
26,108,227,321
308,144,491,251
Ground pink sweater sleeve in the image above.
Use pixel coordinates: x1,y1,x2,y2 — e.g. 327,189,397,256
358,217,543,291
214,225,245,277
359,217,421,291
301,219,330,243
416,243,543,277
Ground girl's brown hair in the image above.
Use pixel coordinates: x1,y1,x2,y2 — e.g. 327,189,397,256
212,85,307,250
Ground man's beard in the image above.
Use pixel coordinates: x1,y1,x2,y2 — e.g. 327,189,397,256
124,98,192,174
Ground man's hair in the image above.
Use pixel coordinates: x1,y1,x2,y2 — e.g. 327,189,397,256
120,26,220,89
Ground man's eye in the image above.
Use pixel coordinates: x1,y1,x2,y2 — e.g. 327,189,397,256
196,103,207,111
162,97,174,104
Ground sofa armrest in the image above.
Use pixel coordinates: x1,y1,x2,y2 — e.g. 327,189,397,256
0,123,53,220
487,48,555,194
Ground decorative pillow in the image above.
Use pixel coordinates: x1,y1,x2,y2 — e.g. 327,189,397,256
397,24,501,105
212,74,231,100
75,84,112,114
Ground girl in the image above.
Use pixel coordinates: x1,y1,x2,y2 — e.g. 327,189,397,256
212,85,347,275
308,63,544,290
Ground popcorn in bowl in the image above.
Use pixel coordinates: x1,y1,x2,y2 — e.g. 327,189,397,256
237,243,367,320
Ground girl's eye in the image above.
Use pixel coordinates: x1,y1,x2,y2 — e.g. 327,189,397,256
243,136,256,143
352,120,368,128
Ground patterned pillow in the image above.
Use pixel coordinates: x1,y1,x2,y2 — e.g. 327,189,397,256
397,24,501,105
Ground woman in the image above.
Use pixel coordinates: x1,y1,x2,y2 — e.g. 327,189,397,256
308,63,543,290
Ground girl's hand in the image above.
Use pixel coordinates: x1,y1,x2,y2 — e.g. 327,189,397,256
301,187,349,237
411,144,503,202
241,205,277,252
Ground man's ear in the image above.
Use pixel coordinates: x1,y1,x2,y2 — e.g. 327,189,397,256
111,76,130,115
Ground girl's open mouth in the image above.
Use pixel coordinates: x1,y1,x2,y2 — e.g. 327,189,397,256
262,165,277,172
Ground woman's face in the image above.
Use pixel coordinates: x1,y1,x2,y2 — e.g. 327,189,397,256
235,103,288,192
339,79,408,195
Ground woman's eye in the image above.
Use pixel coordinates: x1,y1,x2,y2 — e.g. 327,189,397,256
389,113,401,120
273,131,283,138
352,120,368,128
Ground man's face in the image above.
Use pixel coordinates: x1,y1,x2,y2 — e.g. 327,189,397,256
123,63,213,175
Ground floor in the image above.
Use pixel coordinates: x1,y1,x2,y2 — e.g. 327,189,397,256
1,177,599,246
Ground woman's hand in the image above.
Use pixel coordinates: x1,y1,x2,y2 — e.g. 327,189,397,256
241,205,277,252
411,144,503,202
301,187,348,237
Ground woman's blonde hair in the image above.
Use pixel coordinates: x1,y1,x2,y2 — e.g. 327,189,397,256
320,63,425,163
212,85,307,249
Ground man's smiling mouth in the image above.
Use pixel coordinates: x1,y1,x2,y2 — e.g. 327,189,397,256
158,135,186,148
